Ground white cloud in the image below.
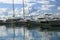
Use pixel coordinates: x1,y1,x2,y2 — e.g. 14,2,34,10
26,3,35,7
30,12,37,15
45,5,55,8
50,0,55,1
40,5,55,10
0,0,13,4
0,8,8,17
24,7,29,14
41,7,49,10
0,8,7,12
57,7,60,10
0,0,56,4
37,1,50,4
0,0,30,4
40,5,50,10
0,8,23,17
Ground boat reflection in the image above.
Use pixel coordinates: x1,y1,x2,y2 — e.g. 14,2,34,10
0,25,60,40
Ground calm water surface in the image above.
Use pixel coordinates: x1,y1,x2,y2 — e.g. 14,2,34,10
0,25,60,40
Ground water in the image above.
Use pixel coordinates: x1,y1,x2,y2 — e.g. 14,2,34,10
0,25,60,40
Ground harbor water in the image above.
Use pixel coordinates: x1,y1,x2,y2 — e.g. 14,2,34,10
0,25,60,40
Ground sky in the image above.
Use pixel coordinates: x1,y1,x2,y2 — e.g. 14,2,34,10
0,0,60,18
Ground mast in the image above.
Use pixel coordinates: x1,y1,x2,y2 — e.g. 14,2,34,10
23,0,25,19
13,0,15,17
23,0,25,40
12,0,15,40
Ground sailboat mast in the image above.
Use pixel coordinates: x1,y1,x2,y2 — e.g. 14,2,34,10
23,0,25,19
13,0,15,17
23,0,26,40
12,0,15,40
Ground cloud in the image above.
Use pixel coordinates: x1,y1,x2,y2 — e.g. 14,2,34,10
0,8,7,12
0,0,30,4
37,1,50,4
45,5,55,8
57,7,60,10
26,3,35,7
50,0,55,1
40,5,55,10
29,12,37,16
0,8,23,17
40,5,50,10
0,0,22,4
0,0,13,4
0,8,7,17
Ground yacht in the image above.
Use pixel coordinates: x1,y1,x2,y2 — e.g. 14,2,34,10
36,14,60,30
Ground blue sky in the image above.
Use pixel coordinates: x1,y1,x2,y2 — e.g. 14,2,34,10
0,0,60,17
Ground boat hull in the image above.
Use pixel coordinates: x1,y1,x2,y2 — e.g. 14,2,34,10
0,19,60,31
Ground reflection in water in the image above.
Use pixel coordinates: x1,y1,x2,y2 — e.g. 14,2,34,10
0,25,60,40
